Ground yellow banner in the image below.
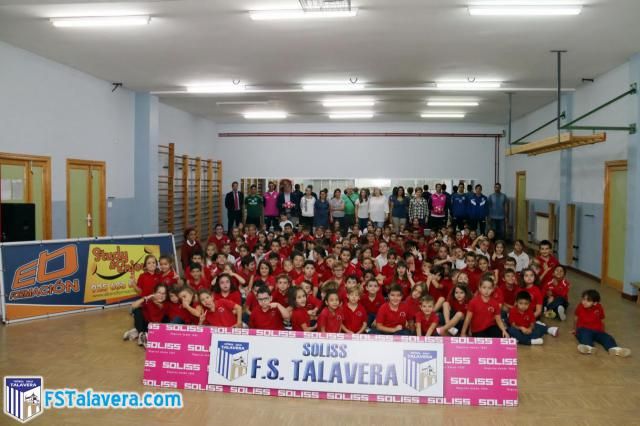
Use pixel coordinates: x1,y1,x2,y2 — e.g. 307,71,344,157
83,244,161,303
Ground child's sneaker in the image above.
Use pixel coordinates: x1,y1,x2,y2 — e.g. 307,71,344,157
137,332,146,347
531,338,544,345
557,305,567,321
448,327,459,336
544,310,556,319
123,328,139,341
577,344,595,355
547,327,559,337
608,347,631,358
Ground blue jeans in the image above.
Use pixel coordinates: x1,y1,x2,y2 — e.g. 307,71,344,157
544,297,568,315
358,218,369,230
508,323,547,345
374,221,385,228
367,312,377,327
490,218,505,240
575,328,617,350
170,317,185,324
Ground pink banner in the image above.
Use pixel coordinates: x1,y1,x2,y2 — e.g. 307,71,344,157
143,324,518,406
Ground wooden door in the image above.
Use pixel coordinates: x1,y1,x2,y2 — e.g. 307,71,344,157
602,160,627,290
67,160,106,238
515,171,527,242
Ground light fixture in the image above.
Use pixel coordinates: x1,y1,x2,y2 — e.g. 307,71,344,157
243,111,288,119
50,15,151,28
329,111,374,119
468,2,582,16
421,112,466,118
303,82,365,92
427,101,479,107
186,84,246,94
322,98,376,107
435,81,502,90
249,9,358,21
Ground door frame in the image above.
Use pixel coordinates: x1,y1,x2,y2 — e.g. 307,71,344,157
515,171,527,243
601,160,627,290
66,159,106,238
0,152,52,240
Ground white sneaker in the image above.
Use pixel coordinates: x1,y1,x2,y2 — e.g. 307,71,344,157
531,338,544,345
577,344,595,355
123,328,138,341
536,321,546,326
448,327,459,336
137,332,146,347
547,327,559,337
557,305,567,321
436,327,443,336
608,347,631,358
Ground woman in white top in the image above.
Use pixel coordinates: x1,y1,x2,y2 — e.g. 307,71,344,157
355,188,370,231
368,187,389,228
508,239,530,272
299,186,316,231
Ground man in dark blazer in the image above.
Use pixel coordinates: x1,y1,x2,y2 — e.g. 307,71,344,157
225,181,244,233
277,180,301,226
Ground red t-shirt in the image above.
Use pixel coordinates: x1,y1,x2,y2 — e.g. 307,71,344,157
249,306,284,330
394,278,412,299
462,267,483,294
288,269,304,282
542,279,570,300
536,255,559,283
318,307,344,333
305,294,323,311
291,307,312,331
447,296,469,315
138,272,161,297
404,297,422,322
428,280,449,301
342,303,367,333
415,311,439,334
187,276,210,293
524,285,543,307
293,273,319,288
271,289,290,308
344,263,363,281
360,291,385,315
214,291,242,306
141,299,167,323
467,295,500,333
208,234,230,252
167,301,200,324
202,299,238,327
159,271,179,288
376,303,409,329
244,291,259,312
490,286,504,306
245,235,258,252
508,306,535,328
575,303,605,332
500,283,519,307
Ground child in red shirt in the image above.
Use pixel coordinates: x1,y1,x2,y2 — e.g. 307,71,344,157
415,296,439,337
574,289,630,357
392,261,415,299
180,227,202,271
426,265,448,312
536,240,559,285
360,278,384,327
317,289,344,333
186,264,210,293
212,273,243,305
405,283,426,331
271,274,291,308
543,265,571,321
462,252,482,294
507,291,558,345
249,286,290,330
500,269,519,314
198,289,242,328
437,284,472,337
461,277,509,338
177,286,203,324
341,287,367,334
158,255,180,288
124,283,168,347
521,268,543,318
371,285,410,335
289,287,317,332
130,255,160,297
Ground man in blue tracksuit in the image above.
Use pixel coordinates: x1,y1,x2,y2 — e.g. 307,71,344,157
451,184,467,231
467,184,488,234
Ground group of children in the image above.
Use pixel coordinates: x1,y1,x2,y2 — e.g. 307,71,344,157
122,221,631,358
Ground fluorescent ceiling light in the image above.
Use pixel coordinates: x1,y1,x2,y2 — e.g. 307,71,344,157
427,101,479,107
329,111,374,119
436,81,501,90
468,3,582,16
303,82,365,92
50,15,151,28
216,101,270,105
249,9,358,21
186,84,246,94
421,112,466,118
243,111,287,119
322,98,375,107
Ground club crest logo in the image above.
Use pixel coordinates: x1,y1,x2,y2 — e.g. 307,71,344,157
4,376,43,423
403,351,438,391
216,341,249,381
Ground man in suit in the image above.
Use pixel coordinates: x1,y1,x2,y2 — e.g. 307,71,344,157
225,181,244,233
277,180,301,227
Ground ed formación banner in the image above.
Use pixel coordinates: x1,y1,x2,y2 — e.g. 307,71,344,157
144,324,519,407
0,234,176,323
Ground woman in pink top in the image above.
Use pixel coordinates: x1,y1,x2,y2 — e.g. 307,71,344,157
263,181,279,231
429,183,447,232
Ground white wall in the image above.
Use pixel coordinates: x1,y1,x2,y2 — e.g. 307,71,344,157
0,41,135,202
159,103,218,158
215,122,503,192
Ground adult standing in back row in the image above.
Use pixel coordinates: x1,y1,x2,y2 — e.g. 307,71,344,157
225,181,244,233
468,184,488,235
389,186,409,233
488,182,508,241
263,181,279,231
244,184,263,228
342,187,359,231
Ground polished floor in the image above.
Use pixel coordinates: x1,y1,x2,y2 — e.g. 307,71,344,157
1,272,639,426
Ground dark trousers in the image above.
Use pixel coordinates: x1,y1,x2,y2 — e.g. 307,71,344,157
544,297,568,315
368,327,411,336
468,219,486,235
490,218,506,240
358,218,370,230
300,215,314,230
576,327,617,350
453,216,466,231
264,216,278,231
227,210,242,232
344,214,355,231
246,216,261,228
508,323,547,345
133,308,148,333
472,325,502,338
429,216,446,231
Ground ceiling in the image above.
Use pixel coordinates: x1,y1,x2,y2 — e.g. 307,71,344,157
0,0,639,124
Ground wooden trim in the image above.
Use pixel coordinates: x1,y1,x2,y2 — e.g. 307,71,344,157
548,203,556,252
182,155,188,229
566,204,576,265
66,159,106,238
602,160,628,290
515,171,526,243
217,160,223,225
0,153,52,240
620,293,638,303
207,160,213,236
167,143,175,234
219,132,503,138
506,132,607,156
195,157,202,237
